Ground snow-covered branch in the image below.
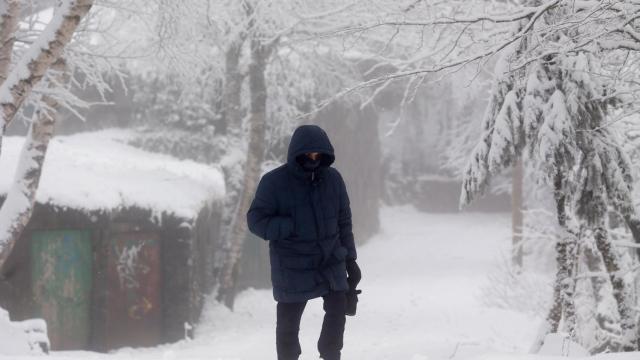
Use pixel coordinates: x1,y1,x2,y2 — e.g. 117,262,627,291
0,0,93,135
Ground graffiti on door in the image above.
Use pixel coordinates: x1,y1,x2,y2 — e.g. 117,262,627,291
106,231,161,348
114,242,150,290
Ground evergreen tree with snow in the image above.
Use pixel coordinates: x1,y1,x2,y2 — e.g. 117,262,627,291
461,21,640,353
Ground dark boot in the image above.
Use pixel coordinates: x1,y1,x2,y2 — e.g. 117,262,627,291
277,300,307,360
318,291,346,360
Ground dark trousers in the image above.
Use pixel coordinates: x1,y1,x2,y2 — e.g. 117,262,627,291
276,291,346,360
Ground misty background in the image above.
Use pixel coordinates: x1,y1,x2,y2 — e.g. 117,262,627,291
1,1,640,359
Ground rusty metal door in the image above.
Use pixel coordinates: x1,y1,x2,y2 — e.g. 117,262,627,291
31,230,92,350
105,231,161,349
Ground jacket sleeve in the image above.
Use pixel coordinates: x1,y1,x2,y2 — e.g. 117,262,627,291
246,175,294,241
337,172,357,260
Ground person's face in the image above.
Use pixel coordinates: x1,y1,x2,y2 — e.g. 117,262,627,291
306,152,320,161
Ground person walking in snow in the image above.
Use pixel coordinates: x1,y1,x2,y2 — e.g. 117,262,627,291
247,124,362,360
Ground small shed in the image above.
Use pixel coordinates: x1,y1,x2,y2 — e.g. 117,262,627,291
0,130,225,352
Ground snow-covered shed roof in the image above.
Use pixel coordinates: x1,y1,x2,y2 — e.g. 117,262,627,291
0,129,225,219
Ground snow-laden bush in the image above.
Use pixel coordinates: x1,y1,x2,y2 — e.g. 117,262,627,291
480,253,552,317
480,205,556,317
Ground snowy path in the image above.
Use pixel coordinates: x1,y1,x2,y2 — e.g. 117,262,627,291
170,206,537,360
6,206,542,360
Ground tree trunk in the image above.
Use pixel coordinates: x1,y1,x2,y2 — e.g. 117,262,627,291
0,0,20,165
553,172,579,338
593,225,638,351
220,40,245,137
512,159,524,270
214,39,247,283
219,39,246,193
217,38,270,309
0,0,92,269
0,59,66,271
532,172,578,352
582,230,622,353
0,0,20,85
531,233,578,353
559,233,579,336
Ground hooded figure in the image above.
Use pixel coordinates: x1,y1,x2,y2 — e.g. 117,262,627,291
247,125,360,360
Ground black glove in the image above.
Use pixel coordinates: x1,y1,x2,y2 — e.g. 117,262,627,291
345,259,361,316
346,259,361,287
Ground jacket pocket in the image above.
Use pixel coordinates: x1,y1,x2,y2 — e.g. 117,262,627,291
270,250,286,289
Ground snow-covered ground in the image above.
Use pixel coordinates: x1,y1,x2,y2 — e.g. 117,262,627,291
2,206,639,359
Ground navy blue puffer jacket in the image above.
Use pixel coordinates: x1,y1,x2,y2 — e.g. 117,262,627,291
247,125,356,303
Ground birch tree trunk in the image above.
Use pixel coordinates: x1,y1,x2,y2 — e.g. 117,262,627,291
217,38,270,309
0,0,93,269
0,0,20,161
0,0,20,84
0,59,66,271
